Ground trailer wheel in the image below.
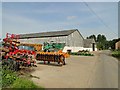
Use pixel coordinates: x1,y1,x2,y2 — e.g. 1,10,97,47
36,54,40,60
63,59,66,65
60,55,65,65
48,61,50,64
58,61,60,64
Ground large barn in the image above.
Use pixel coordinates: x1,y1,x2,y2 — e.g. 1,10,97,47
18,29,97,52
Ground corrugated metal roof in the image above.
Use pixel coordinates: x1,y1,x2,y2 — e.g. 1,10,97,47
19,29,78,39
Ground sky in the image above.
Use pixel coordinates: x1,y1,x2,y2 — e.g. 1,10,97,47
1,1,119,40
1,0,120,2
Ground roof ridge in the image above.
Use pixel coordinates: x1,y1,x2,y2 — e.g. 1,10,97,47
19,29,78,39
20,29,77,35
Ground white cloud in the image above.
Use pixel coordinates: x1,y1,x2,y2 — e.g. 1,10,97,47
79,26,118,40
2,12,79,38
33,9,62,14
2,11,117,40
2,2,118,40
67,16,77,20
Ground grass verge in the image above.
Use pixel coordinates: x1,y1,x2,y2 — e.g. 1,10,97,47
11,78,44,89
111,50,120,60
2,66,44,89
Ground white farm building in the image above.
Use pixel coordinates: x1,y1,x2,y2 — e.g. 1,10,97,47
18,29,97,52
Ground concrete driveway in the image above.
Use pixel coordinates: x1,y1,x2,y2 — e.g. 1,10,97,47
31,51,118,88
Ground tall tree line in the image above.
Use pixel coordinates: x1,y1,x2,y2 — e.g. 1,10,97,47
87,34,120,50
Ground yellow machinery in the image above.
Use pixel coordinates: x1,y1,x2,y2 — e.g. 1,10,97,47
36,42,70,65
20,43,42,52
20,43,70,66
36,50,69,65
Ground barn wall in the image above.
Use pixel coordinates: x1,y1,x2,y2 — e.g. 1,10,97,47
19,31,84,52
19,36,67,45
19,31,84,47
63,46,84,52
63,46,97,52
67,31,84,47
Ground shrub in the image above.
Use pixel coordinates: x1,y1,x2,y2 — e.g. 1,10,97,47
2,68,18,87
70,52,94,56
2,66,44,89
112,50,120,58
0,66,2,88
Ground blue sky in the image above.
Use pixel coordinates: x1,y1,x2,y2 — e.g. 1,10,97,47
1,1,119,40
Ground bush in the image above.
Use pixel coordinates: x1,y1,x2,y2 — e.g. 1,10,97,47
0,65,2,88
2,68,18,87
70,52,94,56
2,66,44,89
112,50,120,58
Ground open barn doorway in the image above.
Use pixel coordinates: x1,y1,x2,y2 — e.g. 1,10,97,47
92,43,95,51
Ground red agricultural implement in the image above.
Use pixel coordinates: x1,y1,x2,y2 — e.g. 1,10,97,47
2,33,37,71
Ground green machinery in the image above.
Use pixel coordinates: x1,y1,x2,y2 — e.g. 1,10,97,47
43,41,65,52
36,41,69,65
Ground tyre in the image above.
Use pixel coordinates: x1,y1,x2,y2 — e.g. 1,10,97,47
60,55,65,65
63,59,66,65
36,54,40,60
58,61,60,64
48,61,50,64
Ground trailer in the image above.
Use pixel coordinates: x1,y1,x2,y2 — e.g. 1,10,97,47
36,41,69,65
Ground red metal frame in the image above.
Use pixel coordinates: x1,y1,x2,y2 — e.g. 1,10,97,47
6,33,20,39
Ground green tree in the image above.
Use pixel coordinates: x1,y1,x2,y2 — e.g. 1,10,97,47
88,34,119,50
101,35,106,42
104,41,110,49
108,38,120,50
86,34,96,42
97,34,102,42
96,34,107,50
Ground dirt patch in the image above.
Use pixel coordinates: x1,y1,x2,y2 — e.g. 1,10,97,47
18,67,39,79
31,55,98,88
